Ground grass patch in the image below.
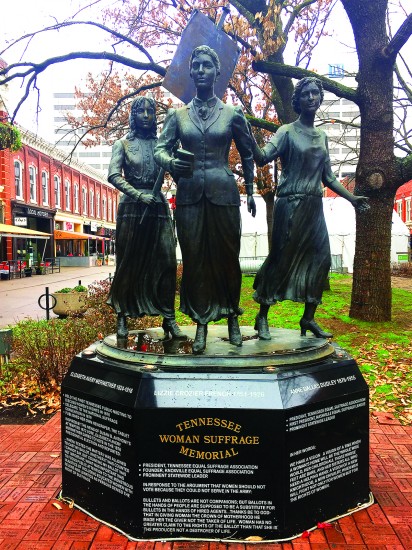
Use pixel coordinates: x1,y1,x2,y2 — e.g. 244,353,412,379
3,272,412,424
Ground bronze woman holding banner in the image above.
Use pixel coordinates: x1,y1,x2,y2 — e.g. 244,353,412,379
251,77,369,340
155,45,256,354
107,95,183,340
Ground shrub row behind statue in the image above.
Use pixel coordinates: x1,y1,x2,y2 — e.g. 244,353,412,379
251,77,369,340
107,96,184,341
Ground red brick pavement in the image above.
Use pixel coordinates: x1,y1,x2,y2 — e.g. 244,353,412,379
0,411,411,549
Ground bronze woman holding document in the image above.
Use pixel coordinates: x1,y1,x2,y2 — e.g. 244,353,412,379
107,95,184,340
155,45,256,354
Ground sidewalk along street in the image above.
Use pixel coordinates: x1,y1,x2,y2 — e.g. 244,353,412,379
0,265,115,328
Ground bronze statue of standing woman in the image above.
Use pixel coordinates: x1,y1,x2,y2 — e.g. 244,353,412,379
107,95,184,340
155,45,256,354
251,77,369,340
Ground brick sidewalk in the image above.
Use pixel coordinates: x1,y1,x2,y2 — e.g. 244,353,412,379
0,412,411,549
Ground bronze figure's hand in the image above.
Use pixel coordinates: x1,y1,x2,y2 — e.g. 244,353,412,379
139,193,156,206
172,158,193,178
247,195,256,218
352,196,370,213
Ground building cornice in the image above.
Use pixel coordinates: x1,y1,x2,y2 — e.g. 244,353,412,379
18,124,112,187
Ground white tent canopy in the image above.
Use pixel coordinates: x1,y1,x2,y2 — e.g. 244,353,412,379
323,197,409,273
177,196,410,273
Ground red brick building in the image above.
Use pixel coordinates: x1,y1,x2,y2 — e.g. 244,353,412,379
394,179,412,237
0,114,119,264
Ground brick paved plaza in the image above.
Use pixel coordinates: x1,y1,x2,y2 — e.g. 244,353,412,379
0,411,411,549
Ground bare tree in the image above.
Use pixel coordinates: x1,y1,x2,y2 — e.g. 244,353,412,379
1,0,411,321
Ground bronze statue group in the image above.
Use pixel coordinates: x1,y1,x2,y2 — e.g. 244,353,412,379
107,45,368,355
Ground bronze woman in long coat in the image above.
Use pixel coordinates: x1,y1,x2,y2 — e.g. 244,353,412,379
155,45,256,353
107,96,183,340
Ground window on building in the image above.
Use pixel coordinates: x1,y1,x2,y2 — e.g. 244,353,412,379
102,196,107,220
406,199,411,223
108,198,112,221
29,166,37,202
54,93,75,98
328,64,345,78
53,104,75,110
14,161,23,199
90,189,94,217
79,152,101,157
396,200,403,220
41,171,49,205
82,187,87,215
74,183,79,213
65,179,71,211
96,192,101,218
113,199,117,222
54,175,61,207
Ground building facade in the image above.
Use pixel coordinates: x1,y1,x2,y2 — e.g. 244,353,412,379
395,180,412,241
0,114,119,263
52,92,112,175
316,65,360,179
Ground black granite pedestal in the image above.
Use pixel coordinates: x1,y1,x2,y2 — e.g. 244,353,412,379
61,326,370,541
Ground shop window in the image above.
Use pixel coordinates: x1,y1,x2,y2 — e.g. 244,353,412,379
82,187,87,215
406,199,411,223
74,183,79,213
54,175,61,207
65,179,71,211
90,189,94,217
29,166,37,203
14,160,23,199
102,196,107,220
396,200,403,220
41,171,49,205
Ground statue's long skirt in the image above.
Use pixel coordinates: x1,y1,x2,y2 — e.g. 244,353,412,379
107,197,176,318
175,197,242,324
253,195,330,305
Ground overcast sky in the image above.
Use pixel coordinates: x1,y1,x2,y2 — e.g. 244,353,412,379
0,0,409,138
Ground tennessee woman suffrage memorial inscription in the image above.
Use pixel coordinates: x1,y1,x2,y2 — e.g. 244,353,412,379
159,416,260,460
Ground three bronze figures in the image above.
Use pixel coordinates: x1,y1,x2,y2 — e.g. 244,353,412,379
107,46,368,354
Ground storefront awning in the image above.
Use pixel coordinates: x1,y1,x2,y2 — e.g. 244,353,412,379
0,223,51,239
54,230,108,240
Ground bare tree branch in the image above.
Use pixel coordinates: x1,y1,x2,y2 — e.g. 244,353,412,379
252,60,359,102
0,51,166,87
382,12,412,59
283,0,319,36
0,20,156,65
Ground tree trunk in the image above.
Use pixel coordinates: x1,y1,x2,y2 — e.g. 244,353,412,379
342,0,397,321
349,197,394,320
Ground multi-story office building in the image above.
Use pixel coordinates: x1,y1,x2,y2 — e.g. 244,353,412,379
317,64,360,180
52,92,112,175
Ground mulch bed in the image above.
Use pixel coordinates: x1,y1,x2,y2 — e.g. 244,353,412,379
0,397,58,425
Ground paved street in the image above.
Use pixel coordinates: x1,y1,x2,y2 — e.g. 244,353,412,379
0,265,115,328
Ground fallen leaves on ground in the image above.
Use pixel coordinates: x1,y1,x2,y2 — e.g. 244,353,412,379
354,342,412,424
0,372,60,421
